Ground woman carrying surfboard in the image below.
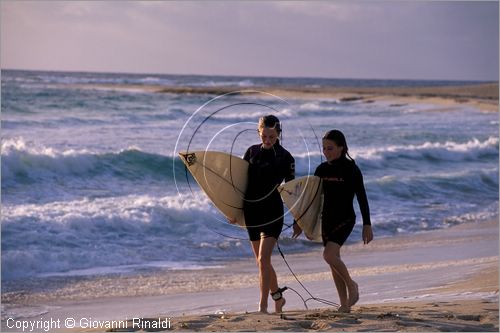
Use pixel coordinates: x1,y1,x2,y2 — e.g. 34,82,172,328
236,115,295,314
293,129,373,313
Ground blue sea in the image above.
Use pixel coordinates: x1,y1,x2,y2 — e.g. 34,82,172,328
1,70,498,281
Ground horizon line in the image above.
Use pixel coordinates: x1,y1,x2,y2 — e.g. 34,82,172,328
1,67,497,83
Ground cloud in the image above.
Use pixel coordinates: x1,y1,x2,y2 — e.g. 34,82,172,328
1,1,498,80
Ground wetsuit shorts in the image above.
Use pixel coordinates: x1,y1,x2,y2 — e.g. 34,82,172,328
244,199,284,241
322,219,355,247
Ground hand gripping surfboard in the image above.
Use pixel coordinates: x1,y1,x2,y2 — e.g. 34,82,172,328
279,175,323,242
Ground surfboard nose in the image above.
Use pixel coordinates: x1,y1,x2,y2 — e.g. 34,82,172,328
179,152,197,166
176,151,249,227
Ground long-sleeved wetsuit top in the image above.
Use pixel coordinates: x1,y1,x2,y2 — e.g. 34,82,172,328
243,143,295,203
314,156,371,226
242,143,295,240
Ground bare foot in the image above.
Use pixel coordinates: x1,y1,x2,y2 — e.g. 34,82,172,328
348,281,359,307
337,305,351,313
275,297,286,313
258,305,268,314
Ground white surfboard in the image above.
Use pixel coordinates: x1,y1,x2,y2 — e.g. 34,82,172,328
179,151,248,226
279,175,323,242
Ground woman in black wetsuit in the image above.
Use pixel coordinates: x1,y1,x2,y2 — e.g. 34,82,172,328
240,115,295,314
293,129,373,313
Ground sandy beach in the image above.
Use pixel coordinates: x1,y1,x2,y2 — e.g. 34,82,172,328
2,218,497,332
123,299,498,332
154,220,499,332
93,219,498,332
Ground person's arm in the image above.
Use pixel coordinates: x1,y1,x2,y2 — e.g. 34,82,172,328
243,147,251,162
284,154,295,182
354,166,373,244
284,154,302,237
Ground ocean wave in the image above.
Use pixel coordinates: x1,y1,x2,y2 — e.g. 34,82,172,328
370,167,498,200
0,187,322,280
291,136,498,174
298,101,339,111
35,73,132,86
354,137,499,167
4,136,496,187
205,108,294,122
296,103,347,117
188,79,255,87
1,193,247,279
138,76,163,83
1,138,186,187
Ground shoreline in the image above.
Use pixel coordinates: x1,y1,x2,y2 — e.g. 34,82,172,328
68,82,499,112
2,219,497,303
2,218,498,332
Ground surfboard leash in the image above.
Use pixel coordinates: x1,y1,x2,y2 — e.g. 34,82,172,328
204,224,340,310
276,240,340,310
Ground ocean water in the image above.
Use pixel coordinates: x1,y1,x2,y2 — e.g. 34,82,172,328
1,70,498,281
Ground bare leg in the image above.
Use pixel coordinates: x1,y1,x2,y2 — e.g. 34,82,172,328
251,238,285,313
330,267,349,312
323,242,359,309
250,240,268,313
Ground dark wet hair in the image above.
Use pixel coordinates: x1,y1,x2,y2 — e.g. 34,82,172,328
258,115,281,134
323,129,354,161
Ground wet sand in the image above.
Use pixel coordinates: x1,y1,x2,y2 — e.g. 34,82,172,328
3,219,497,332
103,219,499,332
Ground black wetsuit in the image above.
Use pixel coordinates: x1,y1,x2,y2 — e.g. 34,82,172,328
314,156,371,246
243,143,295,241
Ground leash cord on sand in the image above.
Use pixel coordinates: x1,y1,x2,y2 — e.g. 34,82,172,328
277,240,340,310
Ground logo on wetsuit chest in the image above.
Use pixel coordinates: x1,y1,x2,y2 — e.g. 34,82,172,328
323,177,345,182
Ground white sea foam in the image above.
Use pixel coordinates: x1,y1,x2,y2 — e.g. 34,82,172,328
1,193,231,279
291,136,499,174
1,138,178,188
353,136,499,162
299,101,338,111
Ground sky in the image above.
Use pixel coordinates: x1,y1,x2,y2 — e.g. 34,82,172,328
1,1,499,81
